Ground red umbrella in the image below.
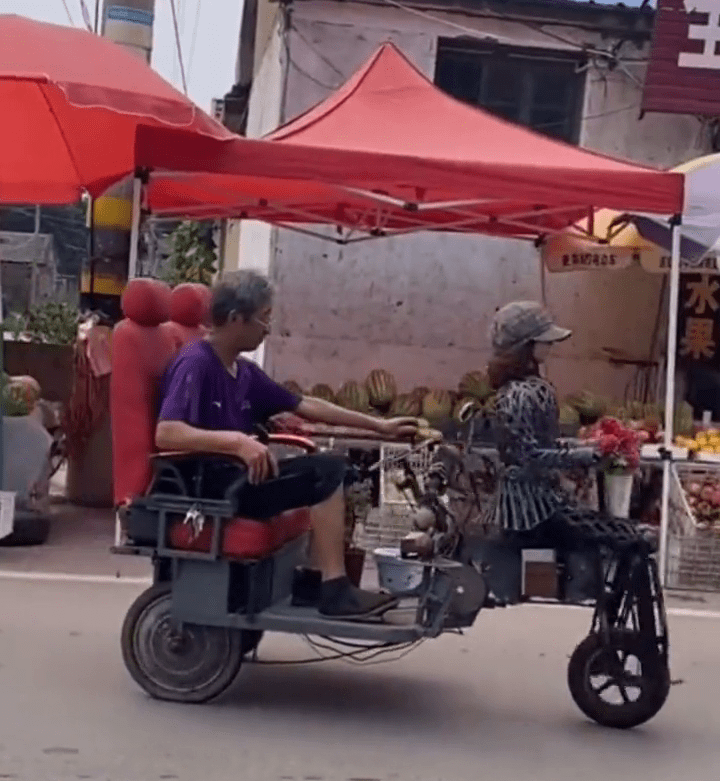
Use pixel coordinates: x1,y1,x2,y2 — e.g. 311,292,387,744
0,14,230,204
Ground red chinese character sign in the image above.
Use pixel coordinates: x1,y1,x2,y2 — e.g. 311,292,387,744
678,274,720,364
643,0,720,116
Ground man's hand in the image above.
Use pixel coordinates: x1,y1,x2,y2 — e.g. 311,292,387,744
235,435,279,484
376,417,420,441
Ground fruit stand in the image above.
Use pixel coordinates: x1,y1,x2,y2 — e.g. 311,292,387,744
275,372,720,591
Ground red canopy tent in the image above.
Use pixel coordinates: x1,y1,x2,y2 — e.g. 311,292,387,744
138,43,683,242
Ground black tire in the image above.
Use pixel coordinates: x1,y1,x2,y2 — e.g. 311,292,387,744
121,584,244,703
241,630,264,656
568,632,670,729
0,510,51,547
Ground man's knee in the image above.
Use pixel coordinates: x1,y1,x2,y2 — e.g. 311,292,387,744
313,483,345,511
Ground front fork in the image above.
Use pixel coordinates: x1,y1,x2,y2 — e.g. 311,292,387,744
591,545,669,667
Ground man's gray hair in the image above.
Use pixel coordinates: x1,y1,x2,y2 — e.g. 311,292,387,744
211,270,274,326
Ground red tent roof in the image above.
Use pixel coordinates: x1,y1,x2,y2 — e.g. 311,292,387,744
141,43,683,239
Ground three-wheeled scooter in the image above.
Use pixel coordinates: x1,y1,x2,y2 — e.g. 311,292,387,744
112,279,670,729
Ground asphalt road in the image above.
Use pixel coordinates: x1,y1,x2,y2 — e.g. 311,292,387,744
0,576,718,781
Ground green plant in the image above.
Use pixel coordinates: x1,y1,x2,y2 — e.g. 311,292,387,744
161,220,217,287
1,312,25,341
11,302,79,345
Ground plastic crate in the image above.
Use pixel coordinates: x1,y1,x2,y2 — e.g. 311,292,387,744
667,462,720,591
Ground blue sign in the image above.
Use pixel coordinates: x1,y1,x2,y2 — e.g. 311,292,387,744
106,6,154,26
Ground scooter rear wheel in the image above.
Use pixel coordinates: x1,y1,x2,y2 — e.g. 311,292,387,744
567,632,670,729
121,584,244,703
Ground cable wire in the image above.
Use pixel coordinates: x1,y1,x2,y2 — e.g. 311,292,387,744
290,22,350,78
247,634,425,666
187,0,202,79
60,0,76,26
378,0,640,65
169,0,189,95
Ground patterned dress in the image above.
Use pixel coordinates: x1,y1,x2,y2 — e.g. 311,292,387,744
485,376,595,532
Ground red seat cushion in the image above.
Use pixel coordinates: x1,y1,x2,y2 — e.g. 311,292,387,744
168,508,312,557
111,280,176,506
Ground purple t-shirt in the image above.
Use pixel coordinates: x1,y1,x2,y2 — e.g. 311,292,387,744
158,340,300,433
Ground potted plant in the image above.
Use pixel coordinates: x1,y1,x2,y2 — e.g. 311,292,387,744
0,375,52,547
161,220,218,286
586,417,641,519
344,478,372,587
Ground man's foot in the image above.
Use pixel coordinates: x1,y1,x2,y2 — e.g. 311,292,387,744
319,576,399,619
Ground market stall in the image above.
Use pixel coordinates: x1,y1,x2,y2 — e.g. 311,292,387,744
540,153,720,590
127,42,685,579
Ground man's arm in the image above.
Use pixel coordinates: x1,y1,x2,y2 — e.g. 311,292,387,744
155,420,248,456
296,396,418,439
155,421,278,484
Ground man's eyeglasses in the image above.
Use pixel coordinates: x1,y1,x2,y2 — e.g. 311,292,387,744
253,316,272,332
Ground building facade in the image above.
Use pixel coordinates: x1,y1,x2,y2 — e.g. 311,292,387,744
226,0,714,398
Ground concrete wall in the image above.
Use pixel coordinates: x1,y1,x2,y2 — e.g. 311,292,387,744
240,1,711,399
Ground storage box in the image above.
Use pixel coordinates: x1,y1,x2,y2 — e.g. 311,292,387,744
522,549,558,599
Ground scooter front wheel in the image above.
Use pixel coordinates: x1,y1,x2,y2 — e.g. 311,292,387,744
567,632,670,729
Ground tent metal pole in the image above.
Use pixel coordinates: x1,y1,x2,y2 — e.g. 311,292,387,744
127,176,143,279
659,216,682,587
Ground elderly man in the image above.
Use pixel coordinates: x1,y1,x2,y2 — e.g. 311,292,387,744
156,270,419,619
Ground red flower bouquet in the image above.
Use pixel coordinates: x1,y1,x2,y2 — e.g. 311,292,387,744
585,417,641,475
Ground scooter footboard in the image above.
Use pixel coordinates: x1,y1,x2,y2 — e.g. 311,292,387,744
170,534,309,626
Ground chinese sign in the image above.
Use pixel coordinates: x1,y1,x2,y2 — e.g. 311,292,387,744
642,0,720,116
642,254,720,274
678,273,720,363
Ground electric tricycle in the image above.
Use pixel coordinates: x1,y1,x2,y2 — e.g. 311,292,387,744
112,279,670,729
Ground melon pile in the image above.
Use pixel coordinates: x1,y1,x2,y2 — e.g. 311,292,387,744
566,391,694,445
282,369,496,427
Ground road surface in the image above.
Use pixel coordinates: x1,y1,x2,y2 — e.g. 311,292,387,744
0,575,718,781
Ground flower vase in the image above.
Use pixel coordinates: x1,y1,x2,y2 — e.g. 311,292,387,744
605,472,634,519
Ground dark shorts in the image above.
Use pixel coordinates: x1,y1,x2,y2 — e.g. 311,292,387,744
232,453,347,520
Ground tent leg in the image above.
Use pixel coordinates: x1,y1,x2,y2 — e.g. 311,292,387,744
659,218,682,588
128,176,143,279
540,251,548,306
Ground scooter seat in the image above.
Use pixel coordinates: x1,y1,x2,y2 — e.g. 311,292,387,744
168,507,312,558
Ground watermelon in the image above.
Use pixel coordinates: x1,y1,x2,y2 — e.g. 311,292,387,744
282,380,303,396
410,386,430,402
310,383,336,404
365,369,397,410
336,381,370,412
566,390,606,420
390,393,421,417
458,371,492,402
643,403,662,426
421,389,454,425
559,404,580,426
8,375,41,410
675,401,694,437
627,400,645,421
